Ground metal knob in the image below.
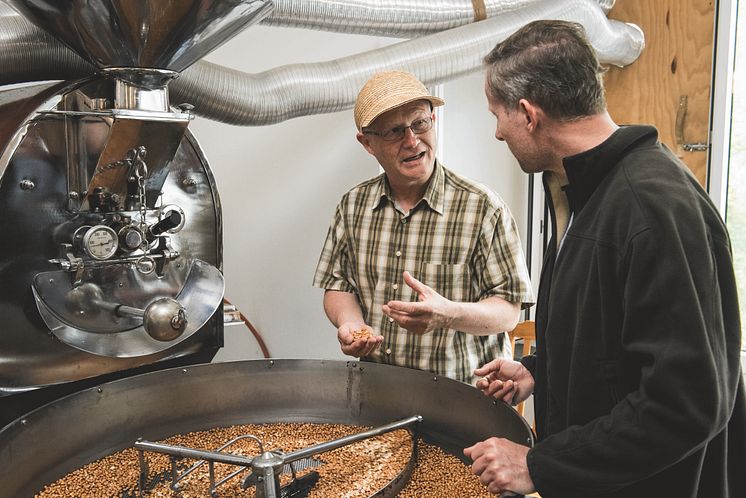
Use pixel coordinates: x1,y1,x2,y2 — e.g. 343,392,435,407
142,297,187,341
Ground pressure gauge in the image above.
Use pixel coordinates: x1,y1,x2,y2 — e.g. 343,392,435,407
82,225,118,260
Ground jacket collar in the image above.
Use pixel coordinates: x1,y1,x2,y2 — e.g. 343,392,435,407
561,125,659,213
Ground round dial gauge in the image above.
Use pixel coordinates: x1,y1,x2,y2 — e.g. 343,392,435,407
82,225,119,260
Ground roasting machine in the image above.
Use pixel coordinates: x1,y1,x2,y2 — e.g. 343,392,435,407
0,3,536,497
0,0,276,425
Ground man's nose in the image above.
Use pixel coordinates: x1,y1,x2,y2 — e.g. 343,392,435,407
403,127,419,146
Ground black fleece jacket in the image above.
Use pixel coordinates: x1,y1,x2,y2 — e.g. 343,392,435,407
524,125,746,498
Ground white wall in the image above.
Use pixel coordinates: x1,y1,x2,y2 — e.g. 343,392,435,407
191,26,526,362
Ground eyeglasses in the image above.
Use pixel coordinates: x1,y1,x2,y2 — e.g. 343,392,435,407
362,116,433,142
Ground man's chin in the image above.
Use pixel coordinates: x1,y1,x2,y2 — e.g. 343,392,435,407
517,161,542,175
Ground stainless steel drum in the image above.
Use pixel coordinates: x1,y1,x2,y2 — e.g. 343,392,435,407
0,359,535,497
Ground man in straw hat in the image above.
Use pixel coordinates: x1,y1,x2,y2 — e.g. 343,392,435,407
313,70,533,384
465,19,745,497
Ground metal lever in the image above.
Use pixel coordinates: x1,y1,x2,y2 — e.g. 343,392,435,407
149,210,183,237
68,283,187,341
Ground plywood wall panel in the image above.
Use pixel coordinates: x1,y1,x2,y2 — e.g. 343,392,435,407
605,0,715,185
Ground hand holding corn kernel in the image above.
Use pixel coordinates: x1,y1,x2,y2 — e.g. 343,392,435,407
338,322,383,358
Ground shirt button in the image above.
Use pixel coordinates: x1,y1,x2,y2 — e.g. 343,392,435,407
385,348,392,355
395,250,402,257
392,283,398,290
388,317,395,323
401,219,407,224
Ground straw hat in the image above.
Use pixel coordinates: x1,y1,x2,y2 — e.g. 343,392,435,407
354,70,445,131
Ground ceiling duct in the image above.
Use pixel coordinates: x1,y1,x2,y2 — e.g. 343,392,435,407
260,0,617,36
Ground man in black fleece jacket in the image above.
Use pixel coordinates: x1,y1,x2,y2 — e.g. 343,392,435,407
464,19,746,498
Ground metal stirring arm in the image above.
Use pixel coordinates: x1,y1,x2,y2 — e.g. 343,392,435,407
244,415,422,497
134,415,422,498
281,414,422,467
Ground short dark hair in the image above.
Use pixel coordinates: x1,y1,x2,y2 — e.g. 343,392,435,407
483,20,606,120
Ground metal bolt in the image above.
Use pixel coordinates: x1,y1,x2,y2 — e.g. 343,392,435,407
182,369,188,374
182,177,197,188
19,179,35,190
97,387,103,393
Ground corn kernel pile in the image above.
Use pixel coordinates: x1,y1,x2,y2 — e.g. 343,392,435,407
35,422,492,497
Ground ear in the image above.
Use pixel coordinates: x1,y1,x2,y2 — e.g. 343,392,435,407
356,132,376,155
518,99,540,132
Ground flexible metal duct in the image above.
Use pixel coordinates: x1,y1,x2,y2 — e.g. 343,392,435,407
0,9,92,83
261,0,616,36
0,0,641,126
172,0,643,125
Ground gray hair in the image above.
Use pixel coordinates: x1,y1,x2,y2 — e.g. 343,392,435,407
483,20,606,120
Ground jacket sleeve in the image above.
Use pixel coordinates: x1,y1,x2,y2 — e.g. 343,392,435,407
527,194,742,496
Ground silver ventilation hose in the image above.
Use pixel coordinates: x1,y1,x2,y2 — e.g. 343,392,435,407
173,0,643,125
0,0,639,126
261,0,616,36
0,9,92,82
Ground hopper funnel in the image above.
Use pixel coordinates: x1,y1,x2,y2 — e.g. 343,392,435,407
6,0,274,73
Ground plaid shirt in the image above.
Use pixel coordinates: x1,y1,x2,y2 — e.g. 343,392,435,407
313,161,534,384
